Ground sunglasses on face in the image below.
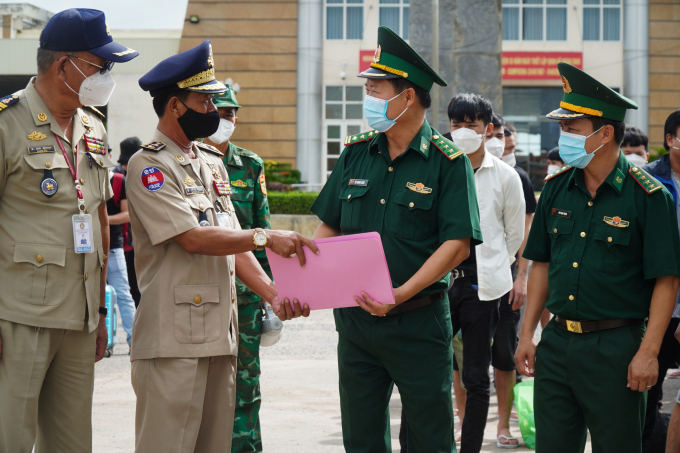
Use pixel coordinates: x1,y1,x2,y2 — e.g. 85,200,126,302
67,55,115,75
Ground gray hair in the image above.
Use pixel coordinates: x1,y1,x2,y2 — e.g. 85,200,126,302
36,47,66,74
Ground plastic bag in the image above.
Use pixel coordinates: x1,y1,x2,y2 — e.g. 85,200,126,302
514,380,536,449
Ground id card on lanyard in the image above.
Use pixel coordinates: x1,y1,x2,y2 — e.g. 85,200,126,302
55,134,94,254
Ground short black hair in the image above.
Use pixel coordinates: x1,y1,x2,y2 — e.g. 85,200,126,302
491,112,504,130
547,146,563,163
663,110,680,151
503,126,514,137
387,78,431,110
587,117,626,146
447,93,493,126
152,89,191,118
622,127,649,151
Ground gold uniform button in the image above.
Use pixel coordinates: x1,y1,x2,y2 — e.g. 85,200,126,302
553,228,558,233
380,199,386,204
199,203,205,210
587,201,593,207
230,270,234,276
79,178,85,185
580,232,586,237
573,262,578,268
388,167,393,172
85,209,89,214
347,194,352,200
36,255,43,263
569,295,574,301
45,162,51,168
84,273,89,281
232,296,236,303
409,202,414,208
433,135,440,140
99,159,103,165
194,296,202,304
608,237,612,243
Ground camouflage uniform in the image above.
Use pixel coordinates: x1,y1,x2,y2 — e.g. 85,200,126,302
224,141,272,453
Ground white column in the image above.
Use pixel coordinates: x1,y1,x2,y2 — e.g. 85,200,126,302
623,0,649,132
296,0,323,186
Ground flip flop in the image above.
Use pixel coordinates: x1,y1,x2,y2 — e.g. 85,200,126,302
510,410,519,423
497,434,520,449
455,430,462,446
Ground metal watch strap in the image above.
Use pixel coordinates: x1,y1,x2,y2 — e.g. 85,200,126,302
98,306,108,316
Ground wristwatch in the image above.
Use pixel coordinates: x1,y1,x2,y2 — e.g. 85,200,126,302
252,228,269,251
98,306,108,316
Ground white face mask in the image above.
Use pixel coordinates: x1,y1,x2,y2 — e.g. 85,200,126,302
485,137,505,158
450,127,484,155
65,59,116,107
625,153,647,167
208,118,236,144
501,153,516,167
547,164,562,175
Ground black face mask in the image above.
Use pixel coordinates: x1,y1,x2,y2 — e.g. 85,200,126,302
176,98,221,141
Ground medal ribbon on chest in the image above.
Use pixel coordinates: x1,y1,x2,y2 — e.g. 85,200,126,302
84,135,107,155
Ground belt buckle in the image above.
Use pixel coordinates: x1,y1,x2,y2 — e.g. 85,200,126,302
566,320,583,333
453,269,460,279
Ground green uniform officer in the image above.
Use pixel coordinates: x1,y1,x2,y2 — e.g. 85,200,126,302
311,26,482,453
515,63,680,453
204,87,273,453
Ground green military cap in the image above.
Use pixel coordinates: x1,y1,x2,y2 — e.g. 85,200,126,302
213,85,241,109
359,26,447,92
547,63,637,122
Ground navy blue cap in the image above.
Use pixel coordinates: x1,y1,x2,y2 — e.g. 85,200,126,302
139,40,226,97
40,9,139,63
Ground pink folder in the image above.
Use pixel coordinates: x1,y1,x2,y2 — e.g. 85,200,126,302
266,232,395,310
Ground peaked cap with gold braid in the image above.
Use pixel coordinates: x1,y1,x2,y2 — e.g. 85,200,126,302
546,63,637,122
359,26,447,92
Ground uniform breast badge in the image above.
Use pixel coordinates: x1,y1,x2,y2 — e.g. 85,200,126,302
349,179,369,187
603,216,629,228
41,170,58,197
231,180,248,187
406,182,432,194
27,131,47,141
184,176,205,195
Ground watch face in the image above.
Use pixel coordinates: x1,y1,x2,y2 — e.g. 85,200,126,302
255,232,267,247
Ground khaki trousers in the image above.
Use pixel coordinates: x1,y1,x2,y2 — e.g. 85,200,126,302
0,318,96,453
132,355,237,453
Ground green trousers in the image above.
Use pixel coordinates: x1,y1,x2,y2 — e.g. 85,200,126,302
535,319,647,453
334,297,456,453
232,302,262,453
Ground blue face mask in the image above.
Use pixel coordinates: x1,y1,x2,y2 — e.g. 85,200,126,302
363,91,408,132
558,126,604,169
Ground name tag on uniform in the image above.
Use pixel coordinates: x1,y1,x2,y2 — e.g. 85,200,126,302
72,214,94,254
551,208,571,218
28,145,56,154
349,179,368,186
185,186,205,195
217,213,232,228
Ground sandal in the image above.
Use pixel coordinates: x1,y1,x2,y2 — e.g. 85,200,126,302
510,410,519,423
455,430,461,445
496,434,520,449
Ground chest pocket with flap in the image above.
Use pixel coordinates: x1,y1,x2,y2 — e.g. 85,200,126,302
340,185,370,234
593,224,631,274
174,284,222,344
13,243,66,306
86,153,115,202
548,218,574,264
389,189,436,240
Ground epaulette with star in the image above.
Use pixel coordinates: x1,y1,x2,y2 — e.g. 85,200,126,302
140,141,166,152
344,130,378,146
629,166,663,194
84,106,105,118
196,141,223,156
0,92,20,114
430,134,463,160
544,165,574,182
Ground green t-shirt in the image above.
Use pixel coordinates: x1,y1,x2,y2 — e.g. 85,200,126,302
311,120,483,298
523,152,680,320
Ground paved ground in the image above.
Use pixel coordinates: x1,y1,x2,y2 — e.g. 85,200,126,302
93,309,679,452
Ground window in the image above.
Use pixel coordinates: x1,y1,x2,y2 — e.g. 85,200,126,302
583,0,621,41
502,0,567,41
379,0,410,40
324,86,364,178
326,0,364,40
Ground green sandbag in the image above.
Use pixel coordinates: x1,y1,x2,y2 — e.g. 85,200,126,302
514,380,536,449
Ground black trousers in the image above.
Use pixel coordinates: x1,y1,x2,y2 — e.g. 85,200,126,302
124,249,141,308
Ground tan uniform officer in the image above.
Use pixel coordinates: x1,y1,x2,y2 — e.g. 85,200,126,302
0,8,139,453
128,40,317,453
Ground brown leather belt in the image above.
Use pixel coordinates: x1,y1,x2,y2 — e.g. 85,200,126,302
383,292,444,317
555,316,643,334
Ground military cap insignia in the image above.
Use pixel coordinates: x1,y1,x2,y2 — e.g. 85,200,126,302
84,136,107,155
0,92,20,114
629,166,662,194
344,130,378,146
544,165,574,182
37,112,48,122
27,131,47,141
373,45,381,63
561,76,572,94
141,141,167,152
430,134,463,161
406,182,432,194
196,141,223,156
604,216,629,228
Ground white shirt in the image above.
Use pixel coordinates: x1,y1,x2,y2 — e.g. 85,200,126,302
472,150,526,301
